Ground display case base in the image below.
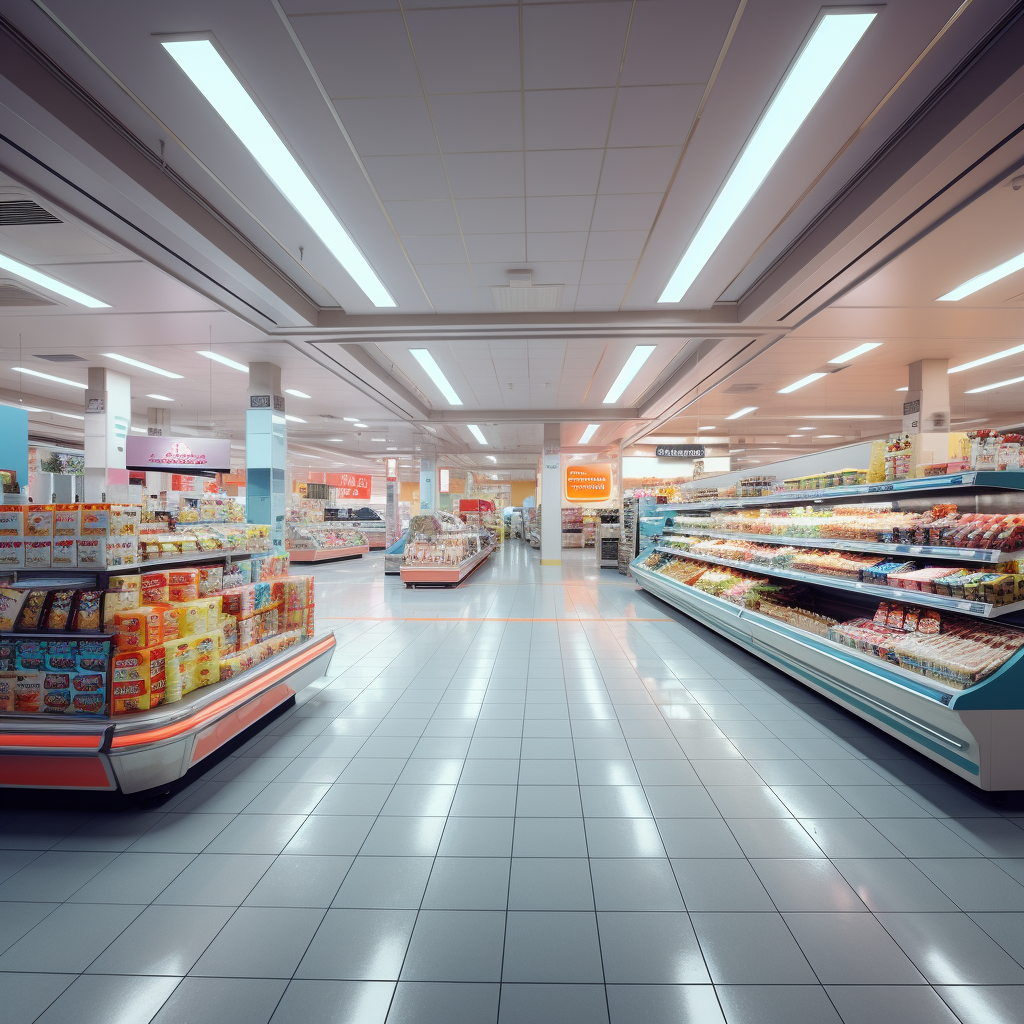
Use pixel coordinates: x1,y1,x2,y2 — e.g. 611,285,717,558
0,633,336,793
400,547,492,587
288,546,369,562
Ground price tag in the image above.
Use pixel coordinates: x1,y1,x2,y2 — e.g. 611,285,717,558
868,483,894,492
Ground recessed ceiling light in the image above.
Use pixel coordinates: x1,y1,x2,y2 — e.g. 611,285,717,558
297,453,322,459
130,426,147,433
487,455,498,463
578,424,599,444
163,38,394,308
788,434,804,437
386,446,398,451
816,434,842,438
371,437,387,442
965,374,1024,394
802,414,883,419
938,251,1024,301
725,406,757,420
409,349,462,405
778,372,826,394
11,366,87,389
948,343,1024,374
604,345,656,403
354,423,368,429
697,425,717,431
342,417,360,423
658,12,875,303
146,394,174,401
468,424,488,445
0,252,110,308
895,387,908,392
197,350,248,372
828,342,881,363
284,389,310,398
284,415,305,423
798,426,816,430
103,353,184,378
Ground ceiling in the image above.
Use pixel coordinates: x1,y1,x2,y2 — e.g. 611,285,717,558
1,0,1024,476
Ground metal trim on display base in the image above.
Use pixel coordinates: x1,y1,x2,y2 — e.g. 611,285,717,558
0,633,336,793
400,546,493,587
287,546,370,562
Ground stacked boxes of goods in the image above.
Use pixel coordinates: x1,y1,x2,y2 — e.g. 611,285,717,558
0,634,113,715
561,507,584,548
0,504,140,569
138,522,271,561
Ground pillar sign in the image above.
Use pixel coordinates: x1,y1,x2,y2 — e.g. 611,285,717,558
84,367,131,502
439,468,450,493
386,458,398,481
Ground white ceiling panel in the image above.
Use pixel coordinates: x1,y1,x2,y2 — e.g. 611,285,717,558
463,234,528,265
474,262,581,287
331,96,438,156
576,284,628,309
422,287,483,313
580,260,637,286
362,155,451,201
400,234,468,264
524,90,615,150
526,232,590,262
525,197,595,233
383,200,460,235
591,193,662,232
282,0,400,12
523,2,632,90
584,230,649,262
429,93,523,153
525,150,604,197
598,147,680,194
413,263,475,291
444,153,524,200
608,86,704,148
456,198,526,235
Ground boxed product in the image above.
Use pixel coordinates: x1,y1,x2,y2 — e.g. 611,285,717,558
51,537,77,569
141,571,170,604
167,567,200,603
112,646,166,714
24,506,54,538
0,539,24,568
198,565,223,597
0,506,23,536
53,505,79,537
0,636,111,715
78,505,110,536
0,588,27,631
23,540,52,569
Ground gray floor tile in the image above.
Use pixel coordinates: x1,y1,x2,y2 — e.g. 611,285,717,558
607,984,724,1024
312,784,394,815
511,818,588,857
458,760,519,785
644,786,721,818
332,856,433,910
388,982,499,1024
245,854,353,907
270,980,394,1024
832,785,934,817
502,911,604,982
935,984,1024,1024
190,906,324,978
748,760,827,785
498,983,608,1024
274,758,349,784
171,781,270,814
590,858,683,910
912,857,1024,910
715,984,842,1024
0,901,59,955
67,852,194,904
584,818,667,857
401,910,506,981
283,815,375,855
204,814,306,854
673,859,774,911
150,977,286,1024
726,818,825,858
438,817,515,857
423,857,511,910
517,760,578,785
598,912,709,983
0,972,76,1024
690,761,766,786
707,786,793,818
689,912,817,983
514,785,582,816
0,850,117,901
296,908,415,980
381,784,456,817
125,813,236,853
870,816,986,857
826,985,961,1024
832,858,958,911
770,785,861,818
0,851,41,884
751,858,868,912
155,853,275,906
657,819,745,858
507,857,592,910
969,911,1024,964
797,818,902,858
360,816,448,857
53,812,167,851
33,974,180,1024
944,816,1024,857
450,785,517,816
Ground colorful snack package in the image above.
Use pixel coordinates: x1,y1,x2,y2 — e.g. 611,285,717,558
16,590,49,630
53,505,79,537
79,504,110,536
71,590,104,631
141,571,169,604
51,538,77,568
42,673,72,714
13,674,43,713
872,601,889,627
44,590,76,630
0,588,27,631
24,505,54,537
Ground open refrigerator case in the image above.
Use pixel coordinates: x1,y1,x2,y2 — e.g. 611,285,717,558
285,503,369,562
400,510,493,587
325,506,387,549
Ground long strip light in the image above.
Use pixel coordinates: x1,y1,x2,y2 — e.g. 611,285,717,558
725,406,757,420
0,253,109,308
949,343,1024,374
103,353,183,378
828,342,881,363
11,366,87,389
604,345,656,403
284,388,310,398
197,350,248,372
778,372,826,394
965,375,1024,394
938,250,1024,302
658,12,875,303
467,424,488,445
284,415,306,423
162,38,394,308
147,394,174,401
579,424,599,444
410,349,462,405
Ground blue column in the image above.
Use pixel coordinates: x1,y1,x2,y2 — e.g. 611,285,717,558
0,405,29,493
246,362,287,551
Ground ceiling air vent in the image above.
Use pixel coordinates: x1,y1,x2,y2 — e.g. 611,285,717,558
0,200,62,226
35,353,87,362
0,281,58,307
490,270,563,312
725,382,759,394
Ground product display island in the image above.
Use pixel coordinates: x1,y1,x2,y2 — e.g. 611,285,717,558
324,507,388,549
630,473,1024,790
400,512,493,587
285,523,369,562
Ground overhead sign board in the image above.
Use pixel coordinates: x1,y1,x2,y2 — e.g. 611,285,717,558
126,436,231,473
565,463,612,502
655,445,705,459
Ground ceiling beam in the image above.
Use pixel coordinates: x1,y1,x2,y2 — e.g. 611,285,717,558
425,409,636,424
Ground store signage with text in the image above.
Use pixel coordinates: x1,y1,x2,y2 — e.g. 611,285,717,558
126,436,231,473
386,459,397,482
655,445,705,459
337,473,372,500
565,463,612,502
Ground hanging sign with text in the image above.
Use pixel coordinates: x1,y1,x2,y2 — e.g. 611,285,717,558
654,445,705,459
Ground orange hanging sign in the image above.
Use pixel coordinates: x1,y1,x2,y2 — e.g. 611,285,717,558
564,463,612,502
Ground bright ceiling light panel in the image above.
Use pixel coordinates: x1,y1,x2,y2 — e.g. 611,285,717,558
342,416,359,422
0,252,110,308
52,411,85,420
698,425,717,431
162,39,394,308
828,342,881,363
965,375,1024,394
603,345,656,403
938,250,1024,301
579,424,599,444
487,455,498,462
284,388,310,398
147,394,173,401
130,426,147,433
658,12,875,303
197,350,248,372
284,415,306,423
354,423,368,429
467,424,488,445
103,353,184,378
895,387,908,392
948,343,1024,374
11,366,87,389
371,437,387,442
725,406,757,420
409,349,462,405
778,372,827,394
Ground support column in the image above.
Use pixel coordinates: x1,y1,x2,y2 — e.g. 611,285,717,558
147,407,171,436
246,362,287,551
540,423,561,566
84,367,131,502
903,358,950,467
419,457,436,513
0,405,29,496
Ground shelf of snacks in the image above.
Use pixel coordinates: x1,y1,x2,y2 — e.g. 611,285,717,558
176,494,247,524
285,523,369,562
400,512,493,586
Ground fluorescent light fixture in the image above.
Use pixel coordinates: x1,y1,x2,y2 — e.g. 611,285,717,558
296,453,322,459
487,455,498,462
698,425,717,431
386,446,398,451
467,424,488,445
798,426,816,430
802,414,883,419
725,406,757,420
343,417,359,422
729,448,745,454
603,345,656,403
0,252,109,308
11,366,87,389
130,426,147,433
146,394,174,401
828,342,881,363
658,12,875,303
965,374,1024,394
816,434,842,438
284,388,310,398
579,424,599,444
371,437,387,442
284,414,305,423
354,423,368,429
949,343,1024,374
778,372,826,394
197,350,248,372
272,415,286,425
52,410,85,420
409,349,462,405
895,387,908,392
938,250,1024,301
103,353,183,378
788,434,804,437
162,38,394,308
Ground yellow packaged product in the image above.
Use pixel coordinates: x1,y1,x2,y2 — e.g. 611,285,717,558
176,600,209,636
163,637,197,701
193,630,222,689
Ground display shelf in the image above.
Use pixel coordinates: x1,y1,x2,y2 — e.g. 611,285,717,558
0,632,336,792
401,545,493,587
289,545,369,563
653,546,1024,619
663,527,1024,565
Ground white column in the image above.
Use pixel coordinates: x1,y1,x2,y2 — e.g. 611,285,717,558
903,358,950,467
419,457,436,512
246,362,287,551
540,423,561,566
84,366,131,502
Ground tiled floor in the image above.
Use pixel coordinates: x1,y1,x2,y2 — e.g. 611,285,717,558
2,544,1024,1023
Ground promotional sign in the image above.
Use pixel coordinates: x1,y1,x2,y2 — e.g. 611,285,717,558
564,463,612,502
439,468,450,493
655,445,705,459
336,473,372,500
126,436,231,473
386,458,398,482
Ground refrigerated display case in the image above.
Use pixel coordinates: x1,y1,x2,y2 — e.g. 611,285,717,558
285,523,369,562
324,506,387,549
400,511,493,587
629,469,1024,790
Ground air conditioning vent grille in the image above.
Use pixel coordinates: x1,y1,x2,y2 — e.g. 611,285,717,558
35,353,87,362
0,200,62,226
725,382,759,394
0,281,58,307
490,284,563,312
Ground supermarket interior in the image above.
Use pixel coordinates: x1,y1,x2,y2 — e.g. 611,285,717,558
3,1,1024,1022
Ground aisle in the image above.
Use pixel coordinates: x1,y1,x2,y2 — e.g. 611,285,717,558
2,545,1023,1024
